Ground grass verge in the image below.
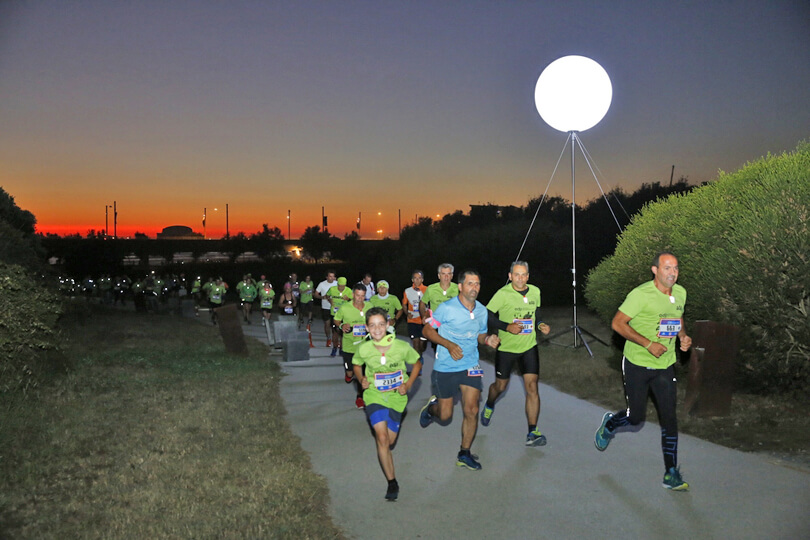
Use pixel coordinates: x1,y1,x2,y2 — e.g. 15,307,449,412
0,303,343,539
522,308,810,468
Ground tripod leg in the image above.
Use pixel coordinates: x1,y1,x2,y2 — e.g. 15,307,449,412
574,326,595,357
577,325,610,347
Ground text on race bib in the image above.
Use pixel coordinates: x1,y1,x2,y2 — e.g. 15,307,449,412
467,365,484,377
658,318,682,338
374,370,403,391
513,318,533,334
353,324,368,337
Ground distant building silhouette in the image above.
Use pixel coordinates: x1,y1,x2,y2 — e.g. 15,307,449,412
156,225,203,239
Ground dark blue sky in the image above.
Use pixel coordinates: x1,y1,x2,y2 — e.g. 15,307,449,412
1,1,808,236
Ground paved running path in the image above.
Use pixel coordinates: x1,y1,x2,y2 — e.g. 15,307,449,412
228,310,809,539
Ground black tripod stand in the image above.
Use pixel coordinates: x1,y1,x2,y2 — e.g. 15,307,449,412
542,131,611,357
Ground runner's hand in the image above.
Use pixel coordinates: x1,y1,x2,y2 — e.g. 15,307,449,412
648,342,667,358
506,322,522,335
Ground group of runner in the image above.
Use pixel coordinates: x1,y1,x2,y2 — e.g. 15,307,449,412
192,273,316,327
322,252,691,501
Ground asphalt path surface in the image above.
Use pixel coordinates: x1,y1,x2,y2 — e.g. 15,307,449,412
216,307,809,539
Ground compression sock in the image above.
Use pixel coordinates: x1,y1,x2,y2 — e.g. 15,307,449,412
661,427,678,471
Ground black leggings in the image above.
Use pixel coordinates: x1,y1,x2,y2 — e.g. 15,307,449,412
608,358,679,471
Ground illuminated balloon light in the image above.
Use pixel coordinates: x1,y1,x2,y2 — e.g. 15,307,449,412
535,55,612,133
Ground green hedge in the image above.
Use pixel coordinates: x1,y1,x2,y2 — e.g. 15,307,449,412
0,262,64,396
585,141,810,392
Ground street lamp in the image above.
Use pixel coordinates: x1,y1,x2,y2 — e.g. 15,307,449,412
357,210,382,237
105,205,113,238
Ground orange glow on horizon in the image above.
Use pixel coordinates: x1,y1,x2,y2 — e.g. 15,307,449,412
35,213,437,239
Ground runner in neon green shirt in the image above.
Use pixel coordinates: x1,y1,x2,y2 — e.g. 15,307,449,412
334,284,371,408
238,275,258,324
298,275,314,326
207,277,227,326
353,307,422,501
258,282,275,327
369,280,403,332
326,277,352,356
481,261,551,447
594,251,693,491
418,263,458,322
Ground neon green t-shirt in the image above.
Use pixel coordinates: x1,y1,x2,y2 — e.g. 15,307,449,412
422,282,459,312
369,294,403,320
618,280,687,369
299,281,314,303
486,283,542,354
326,285,352,315
353,339,420,412
208,284,226,305
334,301,371,354
258,287,275,309
239,283,257,302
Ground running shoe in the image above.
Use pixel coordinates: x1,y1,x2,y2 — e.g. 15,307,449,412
344,372,354,383
525,430,547,447
419,395,437,428
480,405,494,426
594,412,615,451
662,466,689,491
330,347,338,357
385,480,399,501
456,452,482,471
355,397,365,409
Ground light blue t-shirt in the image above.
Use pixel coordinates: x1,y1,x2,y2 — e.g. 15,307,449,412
432,296,487,372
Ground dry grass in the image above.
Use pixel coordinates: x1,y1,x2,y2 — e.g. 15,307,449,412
485,307,810,468
0,305,344,539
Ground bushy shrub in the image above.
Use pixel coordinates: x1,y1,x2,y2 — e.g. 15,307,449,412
585,141,810,392
0,262,65,396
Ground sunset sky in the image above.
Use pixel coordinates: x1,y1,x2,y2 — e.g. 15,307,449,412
1,1,808,238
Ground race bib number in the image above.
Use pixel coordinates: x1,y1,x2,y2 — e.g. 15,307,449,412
374,370,403,391
211,294,221,302
514,318,533,334
332,305,339,314
284,306,294,314
467,365,484,377
658,318,681,338
262,300,272,308
353,324,368,337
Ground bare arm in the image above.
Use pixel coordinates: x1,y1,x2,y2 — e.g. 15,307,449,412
352,364,368,389
418,300,428,322
611,310,667,358
423,322,463,360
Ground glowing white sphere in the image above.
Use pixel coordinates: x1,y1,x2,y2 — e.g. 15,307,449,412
534,55,612,133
